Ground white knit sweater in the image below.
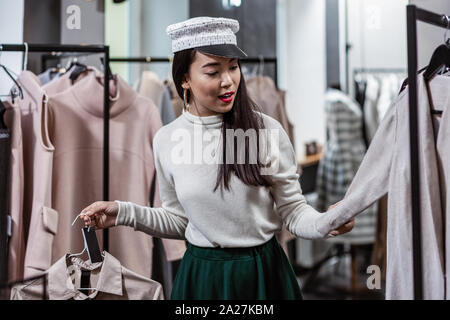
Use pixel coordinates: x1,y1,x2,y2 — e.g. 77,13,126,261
115,109,327,247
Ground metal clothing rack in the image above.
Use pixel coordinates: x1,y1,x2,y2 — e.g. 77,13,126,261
406,5,450,300
0,44,111,289
109,56,279,87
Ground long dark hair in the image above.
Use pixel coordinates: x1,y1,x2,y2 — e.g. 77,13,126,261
172,49,275,192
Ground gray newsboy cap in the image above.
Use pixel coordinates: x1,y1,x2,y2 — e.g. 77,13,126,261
166,16,247,58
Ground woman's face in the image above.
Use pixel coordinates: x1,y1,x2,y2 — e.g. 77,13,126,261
183,51,241,116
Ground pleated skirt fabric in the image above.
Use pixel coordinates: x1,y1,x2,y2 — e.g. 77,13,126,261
171,236,302,300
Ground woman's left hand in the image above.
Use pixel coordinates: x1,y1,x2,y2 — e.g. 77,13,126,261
326,201,354,237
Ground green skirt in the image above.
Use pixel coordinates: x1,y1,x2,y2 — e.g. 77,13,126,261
170,236,302,300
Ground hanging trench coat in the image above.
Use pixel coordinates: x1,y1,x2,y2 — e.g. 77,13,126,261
316,73,450,299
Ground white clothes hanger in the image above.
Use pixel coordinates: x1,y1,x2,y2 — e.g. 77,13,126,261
22,42,28,71
68,213,105,292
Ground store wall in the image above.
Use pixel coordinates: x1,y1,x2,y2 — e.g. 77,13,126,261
276,0,287,91
346,0,408,97
23,0,61,74
0,0,24,95
61,0,104,44
105,0,130,81
409,0,450,68
127,0,189,85
284,0,327,159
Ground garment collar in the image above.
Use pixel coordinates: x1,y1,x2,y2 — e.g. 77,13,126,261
70,67,137,118
47,251,123,300
182,107,223,125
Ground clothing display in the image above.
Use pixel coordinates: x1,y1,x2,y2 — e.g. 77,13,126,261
37,68,63,86
164,80,184,118
171,236,301,299
115,109,324,248
135,70,176,125
354,72,405,145
41,66,90,95
353,71,406,285
315,73,450,299
4,3,450,303
246,76,296,148
11,251,164,300
361,75,380,145
316,89,377,245
3,67,185,300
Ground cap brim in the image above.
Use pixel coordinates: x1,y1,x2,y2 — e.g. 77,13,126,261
195,44,248,59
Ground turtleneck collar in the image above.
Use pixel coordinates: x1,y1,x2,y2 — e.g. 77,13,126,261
182,107,224,126
71,67,137,118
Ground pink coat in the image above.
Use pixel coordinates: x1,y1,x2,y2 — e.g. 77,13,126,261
3,101,25,282
43,69,184,277
12,72,56,278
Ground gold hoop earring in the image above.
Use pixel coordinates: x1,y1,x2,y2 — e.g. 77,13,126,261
183,88,190,111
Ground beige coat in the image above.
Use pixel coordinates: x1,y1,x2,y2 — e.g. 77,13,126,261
316,74,450,299
11,251,164,300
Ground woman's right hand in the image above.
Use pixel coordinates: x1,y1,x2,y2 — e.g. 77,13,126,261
326,201,354,236
80,201,119,230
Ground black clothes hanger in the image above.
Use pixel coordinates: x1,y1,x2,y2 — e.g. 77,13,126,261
423,42,450,81
420,16,450,115
82,227,103,263
399,62,445,115
421,37,450,115
399,66,428,94
100,57,113,80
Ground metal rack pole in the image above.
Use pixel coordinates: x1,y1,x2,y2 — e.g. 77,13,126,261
406,5,423,300
103,46,110,251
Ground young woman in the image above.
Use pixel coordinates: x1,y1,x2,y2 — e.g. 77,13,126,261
80,17,353,300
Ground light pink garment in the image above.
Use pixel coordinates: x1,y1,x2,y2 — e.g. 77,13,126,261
46,70,184,278
3,101,25,282
13,72,57,278
41,68,90,96
11,251,164,300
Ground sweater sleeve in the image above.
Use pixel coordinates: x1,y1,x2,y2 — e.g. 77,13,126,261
115,130,188,239
315,99,397,235
267,121,326,239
